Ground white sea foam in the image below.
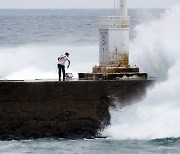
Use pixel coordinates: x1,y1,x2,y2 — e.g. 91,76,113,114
130,6,180,79
0,45,98,80
103,5,180,140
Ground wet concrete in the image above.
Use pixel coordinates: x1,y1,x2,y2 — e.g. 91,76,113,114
0,80,155,140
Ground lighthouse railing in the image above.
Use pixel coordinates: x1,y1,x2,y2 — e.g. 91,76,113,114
98,16,130,29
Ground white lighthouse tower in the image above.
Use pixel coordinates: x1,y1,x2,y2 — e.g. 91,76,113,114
99,0,130,67
79,0,147,80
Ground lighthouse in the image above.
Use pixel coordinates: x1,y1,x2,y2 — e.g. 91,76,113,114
79,0,147,80
99,0,129,67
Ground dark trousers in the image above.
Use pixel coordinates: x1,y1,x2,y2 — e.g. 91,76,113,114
58,64,65,81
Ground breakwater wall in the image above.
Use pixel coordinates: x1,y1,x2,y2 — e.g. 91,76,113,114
0,80,154,140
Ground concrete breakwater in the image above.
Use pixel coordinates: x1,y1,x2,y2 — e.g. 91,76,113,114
0,80,154,140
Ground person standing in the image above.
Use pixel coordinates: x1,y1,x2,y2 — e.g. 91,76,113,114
57,52,70,81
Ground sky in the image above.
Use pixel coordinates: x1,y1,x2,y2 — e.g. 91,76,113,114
0,0,179,9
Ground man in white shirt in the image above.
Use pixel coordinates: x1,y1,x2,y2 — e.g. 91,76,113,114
57,52,70,81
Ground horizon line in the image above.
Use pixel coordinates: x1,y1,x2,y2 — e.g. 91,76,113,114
0,7,167,10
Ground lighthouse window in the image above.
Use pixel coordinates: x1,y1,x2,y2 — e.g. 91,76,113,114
102,40,105,46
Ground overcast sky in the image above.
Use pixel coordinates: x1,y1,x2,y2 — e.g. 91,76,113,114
0,0,179,9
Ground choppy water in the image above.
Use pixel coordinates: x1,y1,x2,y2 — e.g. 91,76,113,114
1,138,180,154
1,8,180,153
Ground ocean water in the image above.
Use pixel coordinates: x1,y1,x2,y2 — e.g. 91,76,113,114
1,7,180,153
1,138,180,154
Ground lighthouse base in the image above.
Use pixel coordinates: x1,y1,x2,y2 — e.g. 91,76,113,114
78,66,147,80
78,72,147,80
92,66,139,74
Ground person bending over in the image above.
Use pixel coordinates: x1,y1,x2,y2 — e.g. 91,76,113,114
57,52,70,81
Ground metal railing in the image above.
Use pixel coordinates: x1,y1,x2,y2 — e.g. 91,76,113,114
98,16,130,29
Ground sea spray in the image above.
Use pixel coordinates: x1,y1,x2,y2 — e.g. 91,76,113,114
130,6,180,78
0,45,98,80
103,6,180,140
